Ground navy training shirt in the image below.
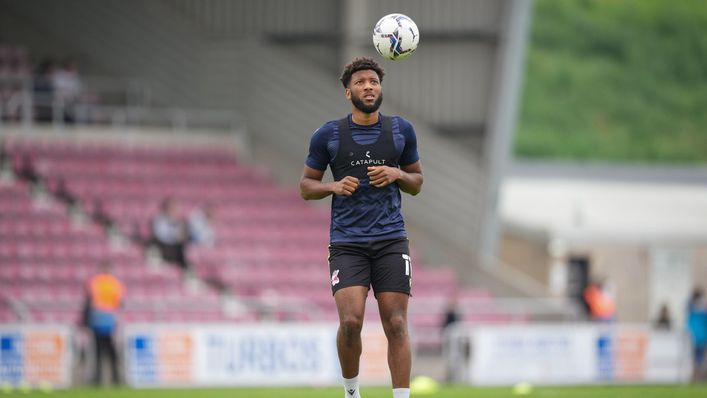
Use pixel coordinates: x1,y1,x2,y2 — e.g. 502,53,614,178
305,114,420,243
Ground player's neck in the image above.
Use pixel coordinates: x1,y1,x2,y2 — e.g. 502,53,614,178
351,111,379,126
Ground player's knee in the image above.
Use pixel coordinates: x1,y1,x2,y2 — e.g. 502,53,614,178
340,316,364,337
383,314,408,339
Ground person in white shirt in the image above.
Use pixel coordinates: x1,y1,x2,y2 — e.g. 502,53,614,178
188,203,216,246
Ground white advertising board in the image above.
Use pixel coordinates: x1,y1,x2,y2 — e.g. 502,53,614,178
447,323,692,385
0,324,73,388
470,324,597,385
124,322,390,387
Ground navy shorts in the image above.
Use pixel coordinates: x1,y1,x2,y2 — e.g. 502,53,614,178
328,238,412,296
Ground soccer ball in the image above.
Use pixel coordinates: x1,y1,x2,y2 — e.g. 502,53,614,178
372,13,419,61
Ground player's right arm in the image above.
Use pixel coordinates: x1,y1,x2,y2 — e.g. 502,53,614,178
299,166,359,200
300,122,360,200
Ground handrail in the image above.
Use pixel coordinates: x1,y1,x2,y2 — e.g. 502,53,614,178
0,82,245,136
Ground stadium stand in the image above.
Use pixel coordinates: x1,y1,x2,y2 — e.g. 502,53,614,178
0,140,248,325
1,134,503,351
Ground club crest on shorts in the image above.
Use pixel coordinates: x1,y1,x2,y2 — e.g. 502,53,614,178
331,269,340,286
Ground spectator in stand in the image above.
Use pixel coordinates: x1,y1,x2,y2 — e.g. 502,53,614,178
53,176,83,220
653,303,672,331
442,293,460,331
0,45,29,122
0,141,8,178
687,287,707,381
152,197,189,270
32,58,55,122
441,293,461,382
92,198,114,231
54,176,77,207
583,279,616,322
16,153,39,185
81,261,124,385
52,57,83,123
188,202,216,246
15,153,47,202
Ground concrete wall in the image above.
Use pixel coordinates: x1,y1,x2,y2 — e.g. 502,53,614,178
499,228,551,289
586,246,649,323
696,248,707,289
164,0,507,131
500,229,707,323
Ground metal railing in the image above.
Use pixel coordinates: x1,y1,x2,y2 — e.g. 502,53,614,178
0,76,245,136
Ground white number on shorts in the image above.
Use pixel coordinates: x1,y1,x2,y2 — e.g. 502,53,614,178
402,254,411,276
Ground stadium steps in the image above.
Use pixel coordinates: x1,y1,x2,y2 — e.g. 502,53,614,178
0,140,243,324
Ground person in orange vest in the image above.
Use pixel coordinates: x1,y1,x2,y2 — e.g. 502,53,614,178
81,260,125,385
583,280,616,322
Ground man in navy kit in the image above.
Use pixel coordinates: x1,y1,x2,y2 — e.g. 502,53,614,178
300,57,423,398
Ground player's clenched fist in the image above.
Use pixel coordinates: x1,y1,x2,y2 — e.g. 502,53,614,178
333,176,360,195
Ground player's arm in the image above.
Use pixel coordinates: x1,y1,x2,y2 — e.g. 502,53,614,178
367,161,423,195
299,165,360,200
398,161,423,195
395,118,424,195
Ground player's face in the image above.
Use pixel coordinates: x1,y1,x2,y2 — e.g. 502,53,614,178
347,69,383,114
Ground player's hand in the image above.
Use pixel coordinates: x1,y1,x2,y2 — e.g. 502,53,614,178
367,166,401,188
333,176,360,195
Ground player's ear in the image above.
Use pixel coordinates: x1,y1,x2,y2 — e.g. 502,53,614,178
344,88,351,100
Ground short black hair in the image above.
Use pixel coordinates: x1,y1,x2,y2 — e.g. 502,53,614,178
340,57,385,88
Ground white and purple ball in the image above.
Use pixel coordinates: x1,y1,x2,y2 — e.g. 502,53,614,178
372,13,420,61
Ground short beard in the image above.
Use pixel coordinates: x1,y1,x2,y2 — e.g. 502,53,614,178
351,92,383,114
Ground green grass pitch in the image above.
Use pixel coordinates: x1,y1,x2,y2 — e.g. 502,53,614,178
8,384,707,398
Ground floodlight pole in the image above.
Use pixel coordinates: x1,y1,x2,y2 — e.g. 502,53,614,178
479,0,533,266
340,0,370,67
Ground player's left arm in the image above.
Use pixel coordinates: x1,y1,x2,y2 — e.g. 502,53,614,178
367,162,423,195
398,161,423,195
368,117,423,195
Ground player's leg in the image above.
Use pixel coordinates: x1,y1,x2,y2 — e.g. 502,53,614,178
377,292,411,389
329,243,373,397
370,238,412,396
334,286,369,378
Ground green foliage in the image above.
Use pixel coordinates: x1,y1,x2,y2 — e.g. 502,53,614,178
516,0,707,163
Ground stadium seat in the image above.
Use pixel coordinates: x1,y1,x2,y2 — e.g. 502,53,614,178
0,136,504,351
